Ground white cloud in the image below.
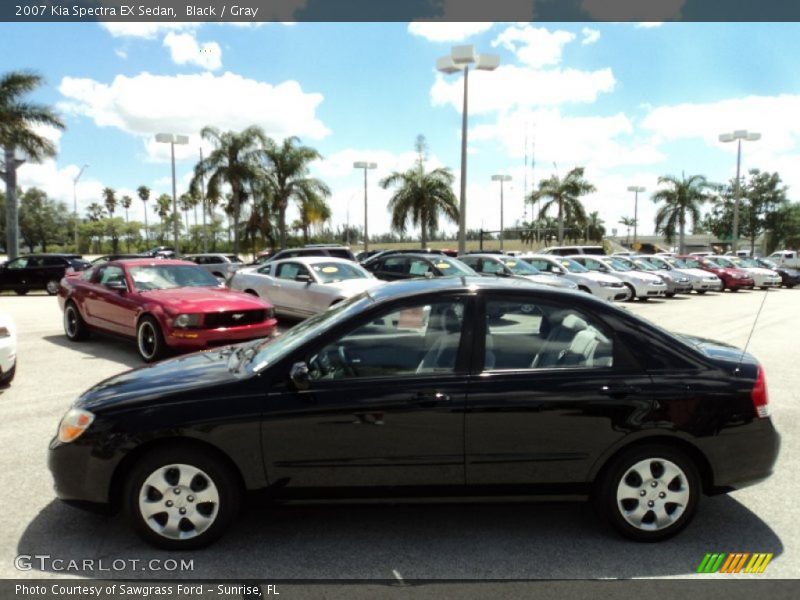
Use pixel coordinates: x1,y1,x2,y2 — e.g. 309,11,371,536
114,48,128,59
431,65,616,114
101,22,200,39
58,71,330,163
581,27,601,45
163,32,222,70
492,25,576,68
408,22,495,43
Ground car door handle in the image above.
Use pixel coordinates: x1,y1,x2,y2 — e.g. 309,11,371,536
409,392,450,407
599,384,640,398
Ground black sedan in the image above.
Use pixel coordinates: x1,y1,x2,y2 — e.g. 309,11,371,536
48,277,779,549
363,252,475,281
0,253,90,295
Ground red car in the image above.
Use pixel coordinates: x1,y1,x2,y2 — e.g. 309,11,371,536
677,255,754,292
58,259,278,362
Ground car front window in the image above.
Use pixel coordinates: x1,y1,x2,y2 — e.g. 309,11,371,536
128,265,220,291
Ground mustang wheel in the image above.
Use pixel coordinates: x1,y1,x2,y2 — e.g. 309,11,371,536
64,302,90,341
597,445,699,542
137,316,166,362
124,446,240,550
46,279,60,295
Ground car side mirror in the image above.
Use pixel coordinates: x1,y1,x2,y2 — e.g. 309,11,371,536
105,280,127,292
296,273,312,284
552,267,564,274
290,361,310,390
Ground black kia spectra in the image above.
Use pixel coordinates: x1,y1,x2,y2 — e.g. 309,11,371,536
48,277,779,549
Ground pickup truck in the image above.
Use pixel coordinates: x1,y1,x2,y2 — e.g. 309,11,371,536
767,250,800,268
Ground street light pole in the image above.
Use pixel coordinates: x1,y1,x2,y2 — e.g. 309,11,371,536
626,186,646,248
353,161,377,252
155,133,189,253
491,174,512,251
72,164,88,251
719,130,760,252
437,45,500,254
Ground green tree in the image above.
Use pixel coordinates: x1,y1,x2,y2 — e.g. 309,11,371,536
379,136,459,247
154,193,172,244
651,173,714,254
769,202,800,251
102,187,117,217
586,211,606,243
137,185,151,244
192,126,266,254
619,217,636,245
529,167,595,244
261,135,330,248
86,202,106,222
0,70,65,258
105,216,126,254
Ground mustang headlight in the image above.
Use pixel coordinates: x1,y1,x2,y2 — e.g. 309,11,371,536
174,314,201,328
58,408,95,443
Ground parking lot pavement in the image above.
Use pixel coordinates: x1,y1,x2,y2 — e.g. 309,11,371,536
0,289,797,580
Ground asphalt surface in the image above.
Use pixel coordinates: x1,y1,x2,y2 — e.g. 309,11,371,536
0,287,797,581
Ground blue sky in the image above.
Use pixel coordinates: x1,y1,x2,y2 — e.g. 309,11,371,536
2,21,800,239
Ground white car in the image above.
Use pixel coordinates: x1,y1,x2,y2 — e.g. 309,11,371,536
520,254,628,302
0,311,17,385
719,256,782,289
569,255,667,301
229,256,383,319
646,255,723,294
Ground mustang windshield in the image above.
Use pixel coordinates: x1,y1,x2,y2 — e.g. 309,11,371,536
129,265,220,291
311,262,369,283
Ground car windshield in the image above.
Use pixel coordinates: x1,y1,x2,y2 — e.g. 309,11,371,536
499,257,540,274
732,257,759,268
665,257,687,268
713,257,735,268
608,258,633,272
247,293,373,372
759,259,778,268
632,258,658,271
557,258,588,273
434,257,476,276
128,265,220,291
311,261,369,283
701,259,722,268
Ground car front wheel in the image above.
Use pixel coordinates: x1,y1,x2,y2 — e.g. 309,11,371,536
596,445,699,542
124,445,240,550
137,316,166,362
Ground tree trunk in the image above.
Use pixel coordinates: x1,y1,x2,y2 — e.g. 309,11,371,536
278,203,287,248
3,146,20,259
679,214,686,255
420,207,428,248
557,199,564,244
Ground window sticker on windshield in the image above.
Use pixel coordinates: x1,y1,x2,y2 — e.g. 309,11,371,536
436,262,451,269
320,266,339,273
506,261,517,267
561,261,570,267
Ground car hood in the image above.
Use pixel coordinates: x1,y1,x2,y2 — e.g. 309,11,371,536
677,334,757,368
520,274,577,289
677,268,719,280
322,278,383,295
581,272,624,285
75,346,253,412
138,286,271,311
740,267,779,277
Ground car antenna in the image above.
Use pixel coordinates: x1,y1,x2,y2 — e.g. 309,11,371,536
738,288,770,371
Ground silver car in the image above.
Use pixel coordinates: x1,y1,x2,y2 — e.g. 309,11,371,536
569,255,666,301
229,256,382,319
617,255,693,297
646,255,723,294
182,253,245,280
458,254,579,290
520,254,628,302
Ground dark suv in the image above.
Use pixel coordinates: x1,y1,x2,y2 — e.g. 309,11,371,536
0,254,90,295
267,245,356,262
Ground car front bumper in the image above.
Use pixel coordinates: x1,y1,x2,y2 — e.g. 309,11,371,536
165,318,279,350
48,436,118,505
0,336,16,378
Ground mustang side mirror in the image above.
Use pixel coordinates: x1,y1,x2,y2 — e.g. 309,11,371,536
290,361,310,390
295,273,312,284
105,280,127,292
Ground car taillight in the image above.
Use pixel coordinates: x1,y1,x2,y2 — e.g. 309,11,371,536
751,365,770,418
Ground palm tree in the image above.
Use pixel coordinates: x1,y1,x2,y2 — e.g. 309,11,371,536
298,194,332,244
380,137,459,247
154,193,172,244
619,217,636,245
137,185,151,244
652,174,714,254
261,136,330,248
192,126,266,254
102,187,117,217
586,211,606,243
529,167,595,244
120,194,132,222
0,70,65,258
86,202,105,222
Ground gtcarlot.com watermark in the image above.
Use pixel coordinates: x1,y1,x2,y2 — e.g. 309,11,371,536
15,554,194,573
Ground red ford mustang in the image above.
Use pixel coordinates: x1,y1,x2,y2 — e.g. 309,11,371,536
58,259,278,362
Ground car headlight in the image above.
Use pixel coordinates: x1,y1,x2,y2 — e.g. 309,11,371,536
599,281,617,287
174,314,201,328
0,327,11,338
58,408,95,443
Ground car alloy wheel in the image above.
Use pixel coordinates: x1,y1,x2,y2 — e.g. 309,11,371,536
46,280,60,295
63,303,89,341
597,445,699,542
136,317,165,362
125,446,240,550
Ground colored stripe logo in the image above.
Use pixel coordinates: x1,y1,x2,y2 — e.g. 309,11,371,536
697,553,773,574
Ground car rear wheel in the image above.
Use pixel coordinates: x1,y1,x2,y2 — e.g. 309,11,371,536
596,445,699,542
124,445,240,550
730,287,739,292
665,292,675,298
0,364,15,385
45,279,60,295
14,289,28,296
244,289,259,297
137,317,166,362
696,290,707,295
64,302,90,341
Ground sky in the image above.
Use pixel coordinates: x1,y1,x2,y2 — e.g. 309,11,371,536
2,20,800,241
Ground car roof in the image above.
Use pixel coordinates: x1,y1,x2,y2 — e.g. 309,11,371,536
270,256,361,266
108,259,198,268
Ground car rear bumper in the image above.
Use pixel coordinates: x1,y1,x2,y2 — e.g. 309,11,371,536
699,418,780,494
166,318,278,350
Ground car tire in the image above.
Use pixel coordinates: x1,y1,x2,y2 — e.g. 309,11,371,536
244,289,259,297
623,283,636,302
578,286,591,294
695,290,707,295
137,316,166,363
665,292,675,298
730,287,739,293
1,364,15,385
64,302,90,341
595,444,699,542
45,279,60,296
123,444,241,550
14,289,28,296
